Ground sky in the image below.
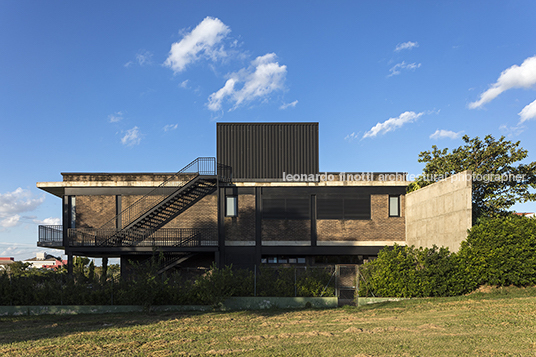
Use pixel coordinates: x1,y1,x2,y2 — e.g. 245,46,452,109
1,1,536,261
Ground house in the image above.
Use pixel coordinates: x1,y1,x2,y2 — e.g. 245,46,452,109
0,257,15,270
36,123,472,275
23,252,67,270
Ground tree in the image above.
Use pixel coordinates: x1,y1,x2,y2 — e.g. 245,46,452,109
408,135,536,219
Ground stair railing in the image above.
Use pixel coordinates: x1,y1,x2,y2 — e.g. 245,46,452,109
96,157,230,235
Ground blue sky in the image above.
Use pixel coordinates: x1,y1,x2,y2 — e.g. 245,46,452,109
1,1,536,261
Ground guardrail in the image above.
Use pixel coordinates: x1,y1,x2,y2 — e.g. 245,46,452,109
37,225,63,246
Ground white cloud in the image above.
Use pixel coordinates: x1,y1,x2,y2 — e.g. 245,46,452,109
344,132,359,142
207,53,287,111
394,41,419,52
33,217,61,225
1,215,20,228
164,17,230,74
429,129,464,140
469,55,536,109
0,188,45,228
121,126,141,146
388,61,421,77
499,123,525,137
518,98,536,123
179,80,189,88
108,111,123,123
0,242,64,261
163,124,178,131
280,100,298,110
363,111,424,138
136,50,153,66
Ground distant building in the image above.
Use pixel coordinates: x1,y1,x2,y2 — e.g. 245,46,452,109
513,212,535,218
0,257,15,270
23,252,67,270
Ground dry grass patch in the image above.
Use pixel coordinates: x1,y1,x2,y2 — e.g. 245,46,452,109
1,286,536,356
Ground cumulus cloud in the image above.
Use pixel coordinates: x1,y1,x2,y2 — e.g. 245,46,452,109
469,55,536,109
108,111,123,123
518,99,536,123
164,16,230,73
394,41,419,52
363,111,424,138
429,129,464,140
207,53,287,111
280,100,298,110
0,188,45,228
388,61,421,77
33,217,61,225
163,124,178,131
121,126,141,146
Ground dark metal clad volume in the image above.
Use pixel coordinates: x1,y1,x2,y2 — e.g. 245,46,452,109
217,123,319,179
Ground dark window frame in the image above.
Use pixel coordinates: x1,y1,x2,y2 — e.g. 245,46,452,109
389,195,400,217
225,196,238,217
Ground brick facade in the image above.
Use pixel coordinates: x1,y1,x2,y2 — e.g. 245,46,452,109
261,220,311,241
224,194,255,241
317,194,405,242
76,195,115,228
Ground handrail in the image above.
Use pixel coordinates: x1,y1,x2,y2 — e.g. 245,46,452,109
38,225,63,243
67,227,218,247
98,157,231,233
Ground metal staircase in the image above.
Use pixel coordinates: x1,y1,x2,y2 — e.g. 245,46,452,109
95,157,231,247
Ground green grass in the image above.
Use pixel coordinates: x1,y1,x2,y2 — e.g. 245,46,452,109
1,286,536,356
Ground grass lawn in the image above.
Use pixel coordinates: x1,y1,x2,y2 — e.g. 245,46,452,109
1,286,536,356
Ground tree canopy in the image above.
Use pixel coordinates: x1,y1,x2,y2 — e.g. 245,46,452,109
408,134,536,219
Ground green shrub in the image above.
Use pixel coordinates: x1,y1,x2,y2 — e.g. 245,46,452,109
358,244,463,297
458,215,536,288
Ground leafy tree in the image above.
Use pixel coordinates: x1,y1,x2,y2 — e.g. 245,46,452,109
409,135,536,219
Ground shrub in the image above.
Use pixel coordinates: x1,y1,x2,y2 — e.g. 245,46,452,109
458,215,536,289
358,244,463,297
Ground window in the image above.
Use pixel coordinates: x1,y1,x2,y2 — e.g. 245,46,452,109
69,196,76,228
262,198,309,220
317,196,370,220
226,196,238,217
389,195,400,217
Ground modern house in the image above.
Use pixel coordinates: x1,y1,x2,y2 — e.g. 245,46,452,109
37,123,472,275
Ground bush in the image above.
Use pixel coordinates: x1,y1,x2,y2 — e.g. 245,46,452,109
458,215,536,289
359,244,464,298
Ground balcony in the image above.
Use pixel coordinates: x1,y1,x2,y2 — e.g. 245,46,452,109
38,225,218,249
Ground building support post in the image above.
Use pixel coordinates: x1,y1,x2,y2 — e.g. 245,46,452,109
254,187,262,267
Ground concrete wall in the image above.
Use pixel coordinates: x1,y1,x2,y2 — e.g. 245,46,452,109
405,171,472,252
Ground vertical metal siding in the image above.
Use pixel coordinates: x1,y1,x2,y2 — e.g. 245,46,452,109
217,123,319,179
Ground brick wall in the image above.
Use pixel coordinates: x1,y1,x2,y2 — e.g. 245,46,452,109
76,195,116,228
262,220,311,241
317,194,405,242
225,194,255,241
164,194,217,229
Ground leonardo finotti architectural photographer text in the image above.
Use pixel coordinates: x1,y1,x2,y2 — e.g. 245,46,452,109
282,172,526,183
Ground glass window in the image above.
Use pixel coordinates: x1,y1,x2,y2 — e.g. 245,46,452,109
226,196,238,217
389,196,400,217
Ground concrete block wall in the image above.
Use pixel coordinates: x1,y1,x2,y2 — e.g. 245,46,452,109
405,170,472,252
